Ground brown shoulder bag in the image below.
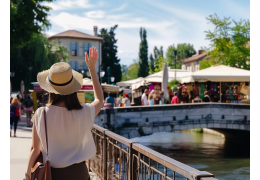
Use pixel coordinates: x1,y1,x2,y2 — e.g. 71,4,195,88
31,107,52,180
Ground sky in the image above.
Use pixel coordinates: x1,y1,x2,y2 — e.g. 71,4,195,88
43,0,250,66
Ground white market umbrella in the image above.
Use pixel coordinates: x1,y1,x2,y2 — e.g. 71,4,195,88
20,80,25,98
162,62,169,101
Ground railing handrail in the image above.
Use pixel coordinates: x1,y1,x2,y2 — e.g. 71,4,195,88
91,124,217,180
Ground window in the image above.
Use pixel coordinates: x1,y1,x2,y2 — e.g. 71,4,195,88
71,42,77,56
83,43,90,56
69,61,79,71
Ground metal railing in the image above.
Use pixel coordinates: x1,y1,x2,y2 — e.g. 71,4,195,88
88,124,218,180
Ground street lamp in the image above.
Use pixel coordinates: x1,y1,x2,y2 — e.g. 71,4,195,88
28,67,32,89
100,71,105,78
111,76,115,83
107,66,111,84
174,50,178,80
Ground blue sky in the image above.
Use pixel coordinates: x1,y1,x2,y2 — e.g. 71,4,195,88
44,0,250,66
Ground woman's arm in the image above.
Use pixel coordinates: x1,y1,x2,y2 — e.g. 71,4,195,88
19,106,22,122
85,47,104,116
25,124,41,180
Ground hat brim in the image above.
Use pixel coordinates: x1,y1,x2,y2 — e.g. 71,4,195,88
37,69,83,95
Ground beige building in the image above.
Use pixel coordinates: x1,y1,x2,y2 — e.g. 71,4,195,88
48,26,103,74
181,50,208,72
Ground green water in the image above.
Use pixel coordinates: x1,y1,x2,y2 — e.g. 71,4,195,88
131,131,250,180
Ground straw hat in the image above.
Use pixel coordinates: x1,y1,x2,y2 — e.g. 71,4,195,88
37,62,83,95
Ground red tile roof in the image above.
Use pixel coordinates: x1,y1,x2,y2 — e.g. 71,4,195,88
182,53,207,63
48,30,103,42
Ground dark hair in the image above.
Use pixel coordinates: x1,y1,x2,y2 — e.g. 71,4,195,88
47,92,83,111
195,94,200,97
159,91,164,96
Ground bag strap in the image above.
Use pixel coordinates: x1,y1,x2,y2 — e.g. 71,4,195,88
43,107,49,160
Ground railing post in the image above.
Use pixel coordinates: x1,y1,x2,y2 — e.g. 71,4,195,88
103,132,107,180
131,145,138,180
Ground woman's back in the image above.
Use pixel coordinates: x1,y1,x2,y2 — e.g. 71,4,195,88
32,104,96,168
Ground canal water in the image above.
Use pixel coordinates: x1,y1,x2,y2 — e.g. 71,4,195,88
131,131,250,180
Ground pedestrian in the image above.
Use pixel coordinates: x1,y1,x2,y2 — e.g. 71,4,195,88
221,91,226,103
141,89,149,106
24,94,34,127
105,93,116,107
171,92,179,104
203,91,211,102
148,92,154,106
10,97,22,137
124,93,131,106
192,94,202,103
25,47,103,180
159,91,166,105
116,96,122,107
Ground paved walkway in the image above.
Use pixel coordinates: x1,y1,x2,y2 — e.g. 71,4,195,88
10,115,100,180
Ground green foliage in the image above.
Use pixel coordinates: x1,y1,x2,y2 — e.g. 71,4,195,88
154,55,168,72
121,64,128,81
10,33,69,90
166,43,196,69
99,25,122,83
127,60,140,80
168,80,181,92
203,14,250,70
199,59,218,70
138,27,149,77
10,0,53,49
149,54,155,74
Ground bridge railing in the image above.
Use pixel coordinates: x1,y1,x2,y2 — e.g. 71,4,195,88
88,124,218,180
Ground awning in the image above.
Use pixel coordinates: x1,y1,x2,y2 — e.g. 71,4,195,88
117,77,144,87
180,65,250,83
131,79,150,91
101,83,120,93
144,68,192,83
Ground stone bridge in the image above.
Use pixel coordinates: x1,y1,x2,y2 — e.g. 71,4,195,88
94,103,250,140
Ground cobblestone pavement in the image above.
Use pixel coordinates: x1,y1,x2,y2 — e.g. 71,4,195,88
10,115,100,180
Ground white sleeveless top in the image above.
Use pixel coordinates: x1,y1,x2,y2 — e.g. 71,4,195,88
32,104,96,168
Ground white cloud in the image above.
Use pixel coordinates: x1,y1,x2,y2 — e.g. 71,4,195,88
43,0,94,11
84,10,105,19
111,4,128,12
50,12,175,30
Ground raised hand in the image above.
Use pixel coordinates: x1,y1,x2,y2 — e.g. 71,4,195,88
85,47,98,70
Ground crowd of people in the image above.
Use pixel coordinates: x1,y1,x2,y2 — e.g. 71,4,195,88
10,93,34,137
141,88,213,106
105,93,131,107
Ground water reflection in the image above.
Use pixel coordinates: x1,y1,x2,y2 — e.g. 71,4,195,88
131,131,250,180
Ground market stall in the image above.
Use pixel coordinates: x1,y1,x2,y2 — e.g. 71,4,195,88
180,65,250,104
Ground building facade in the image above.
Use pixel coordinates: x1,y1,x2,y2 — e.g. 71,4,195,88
181,50,208,72
48,26,103,75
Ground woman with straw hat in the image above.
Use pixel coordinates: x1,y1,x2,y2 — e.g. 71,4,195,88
25,47,103,180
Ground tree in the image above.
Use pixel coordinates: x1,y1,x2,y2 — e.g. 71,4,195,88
10,33,69,90
203,14,250,70
149,54,155,74
99,25,122,83
10,0,53,49
166,43,196,69
121,64,128,81
127,60,139,80
154,55,167,72
138,27,149,77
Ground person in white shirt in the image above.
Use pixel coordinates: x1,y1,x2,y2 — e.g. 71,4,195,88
141,89,149,106
25,47,103,180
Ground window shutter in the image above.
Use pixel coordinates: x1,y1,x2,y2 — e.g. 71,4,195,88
76,42,79,56
83,61,88,70
75,61,79,71
83,43,85,56
70,42,73,56
70,61,76,70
